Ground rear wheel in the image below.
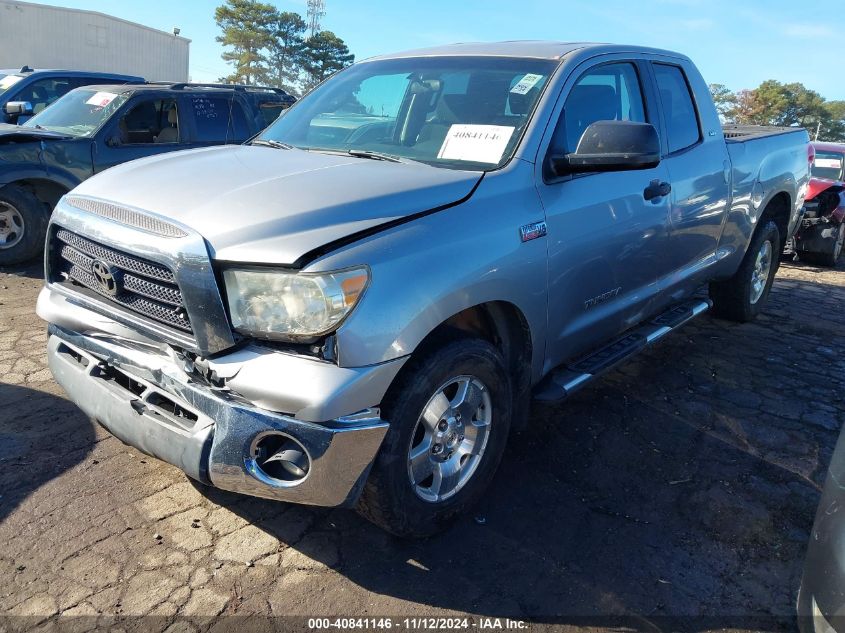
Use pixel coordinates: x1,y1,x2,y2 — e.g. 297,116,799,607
0,185,49,266
709,220,780,322
357,337,512,537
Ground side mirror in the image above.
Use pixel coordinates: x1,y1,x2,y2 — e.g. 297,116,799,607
550,120,661,176
3,101,33,116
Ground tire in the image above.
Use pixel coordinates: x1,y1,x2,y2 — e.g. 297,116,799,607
800,222,844,268
357,337,512,537
709,220,780,322
0,185,49,266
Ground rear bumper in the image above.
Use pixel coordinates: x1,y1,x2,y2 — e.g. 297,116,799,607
47,325,390,507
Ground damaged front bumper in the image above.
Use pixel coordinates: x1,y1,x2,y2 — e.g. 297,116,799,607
45,323,395,508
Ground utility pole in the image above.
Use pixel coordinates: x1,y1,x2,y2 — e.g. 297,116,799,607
306,0,325,39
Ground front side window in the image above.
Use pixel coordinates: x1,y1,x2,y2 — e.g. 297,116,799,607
557,62,647,154
11,77,71,114
115,97,179,145
812,151,845,181
23,88,129,137
653,63,701,153
258,56,558,170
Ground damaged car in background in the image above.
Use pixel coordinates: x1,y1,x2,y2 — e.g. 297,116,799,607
792,142,845,267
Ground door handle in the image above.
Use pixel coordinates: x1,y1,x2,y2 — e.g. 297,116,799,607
643,180,671,201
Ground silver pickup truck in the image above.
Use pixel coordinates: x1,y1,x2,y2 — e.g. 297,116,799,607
37,42,810,536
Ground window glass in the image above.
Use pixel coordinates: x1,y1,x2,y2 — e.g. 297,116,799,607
258,101,288,128
653,64,701,153
12,78,72,114
23,88,128,137
560,63,646,153
191,96,235,142
812,151,845,181
116,98,179,144
258,56,556,170
229,101,251,142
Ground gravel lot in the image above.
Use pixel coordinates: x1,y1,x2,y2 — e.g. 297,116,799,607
1,257,843,632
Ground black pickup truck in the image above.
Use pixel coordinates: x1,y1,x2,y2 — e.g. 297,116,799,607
0,82,294,265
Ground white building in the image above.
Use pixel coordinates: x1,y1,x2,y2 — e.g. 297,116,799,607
0,1,190,81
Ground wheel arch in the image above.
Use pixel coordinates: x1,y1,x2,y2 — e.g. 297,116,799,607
759,190,791,250
402,301,535,431
1,177,70,210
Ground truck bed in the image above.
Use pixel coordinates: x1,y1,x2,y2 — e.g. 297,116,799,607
722,124,806,143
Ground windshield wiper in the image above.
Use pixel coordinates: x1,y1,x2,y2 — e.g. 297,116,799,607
346,149,404,163
251,139,294,150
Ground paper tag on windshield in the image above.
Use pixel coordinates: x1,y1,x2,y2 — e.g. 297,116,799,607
0,75,23,90
437,124,515,164
85,91,118,107
816,157,842,168
510,73,543,95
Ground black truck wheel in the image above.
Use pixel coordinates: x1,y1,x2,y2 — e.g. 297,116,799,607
357,337,512,537
0,185,49,266
709,220,780,322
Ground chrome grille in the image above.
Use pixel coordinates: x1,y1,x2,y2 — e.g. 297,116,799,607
51,229,192,333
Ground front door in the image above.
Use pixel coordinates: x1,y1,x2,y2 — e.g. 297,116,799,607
536,60,674,371
93,95,188,173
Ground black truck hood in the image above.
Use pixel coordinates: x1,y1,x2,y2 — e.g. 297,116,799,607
0,123,73,143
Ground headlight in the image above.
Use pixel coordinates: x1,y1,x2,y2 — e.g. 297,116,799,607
223,267,369,341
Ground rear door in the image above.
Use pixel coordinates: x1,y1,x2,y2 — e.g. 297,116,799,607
183,93,252,147
536,57,674,369
649,60,731,276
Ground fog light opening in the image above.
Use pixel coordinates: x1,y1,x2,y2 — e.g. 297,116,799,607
252,433,311,483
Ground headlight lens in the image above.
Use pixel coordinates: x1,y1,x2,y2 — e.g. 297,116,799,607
223,267,369,340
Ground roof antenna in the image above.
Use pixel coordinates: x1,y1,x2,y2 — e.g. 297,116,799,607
20,65,33,73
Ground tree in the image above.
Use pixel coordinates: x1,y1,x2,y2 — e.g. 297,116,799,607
300,31,354,91
708,83,737,121
267,11,307,95
215,0,276,85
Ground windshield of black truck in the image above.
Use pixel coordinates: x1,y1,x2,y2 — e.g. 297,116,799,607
23,88,128,137
812,151,845,181
257,56,558,170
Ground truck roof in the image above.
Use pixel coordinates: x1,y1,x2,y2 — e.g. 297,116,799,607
73,82,294,100
363,41,688,62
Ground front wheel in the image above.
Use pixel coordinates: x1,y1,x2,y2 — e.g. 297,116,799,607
709,220,780,322
357,337,512,537
0,185,49,266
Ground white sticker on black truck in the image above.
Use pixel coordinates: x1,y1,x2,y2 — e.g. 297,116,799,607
437,124,515,164
510,73,544,95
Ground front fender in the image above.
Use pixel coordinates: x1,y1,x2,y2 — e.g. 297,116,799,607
309,162,549,383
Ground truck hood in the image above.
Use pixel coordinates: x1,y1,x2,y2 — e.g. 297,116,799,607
70,145,482,265
0,123,73,142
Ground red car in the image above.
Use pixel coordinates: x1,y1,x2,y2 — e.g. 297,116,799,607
794,142,845,266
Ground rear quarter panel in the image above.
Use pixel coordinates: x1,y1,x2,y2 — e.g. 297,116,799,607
718,130,809,275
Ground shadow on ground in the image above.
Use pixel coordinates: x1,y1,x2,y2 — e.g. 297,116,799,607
0,260,43,281
0,383,96,522
194,299,839,630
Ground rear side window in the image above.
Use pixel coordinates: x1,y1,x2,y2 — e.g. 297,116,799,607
653,64,701,153
191,96,236,142
559,62,646,153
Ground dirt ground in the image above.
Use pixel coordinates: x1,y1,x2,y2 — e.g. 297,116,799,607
1,255,843,633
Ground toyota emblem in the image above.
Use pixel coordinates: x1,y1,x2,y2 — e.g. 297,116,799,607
91,259,121,296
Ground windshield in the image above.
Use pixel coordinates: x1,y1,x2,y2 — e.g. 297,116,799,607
0,73,24,97
23,88,129,137
812,150,845,181
257,56,557,170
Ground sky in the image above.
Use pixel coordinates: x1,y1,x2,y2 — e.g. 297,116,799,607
19,0,843,99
